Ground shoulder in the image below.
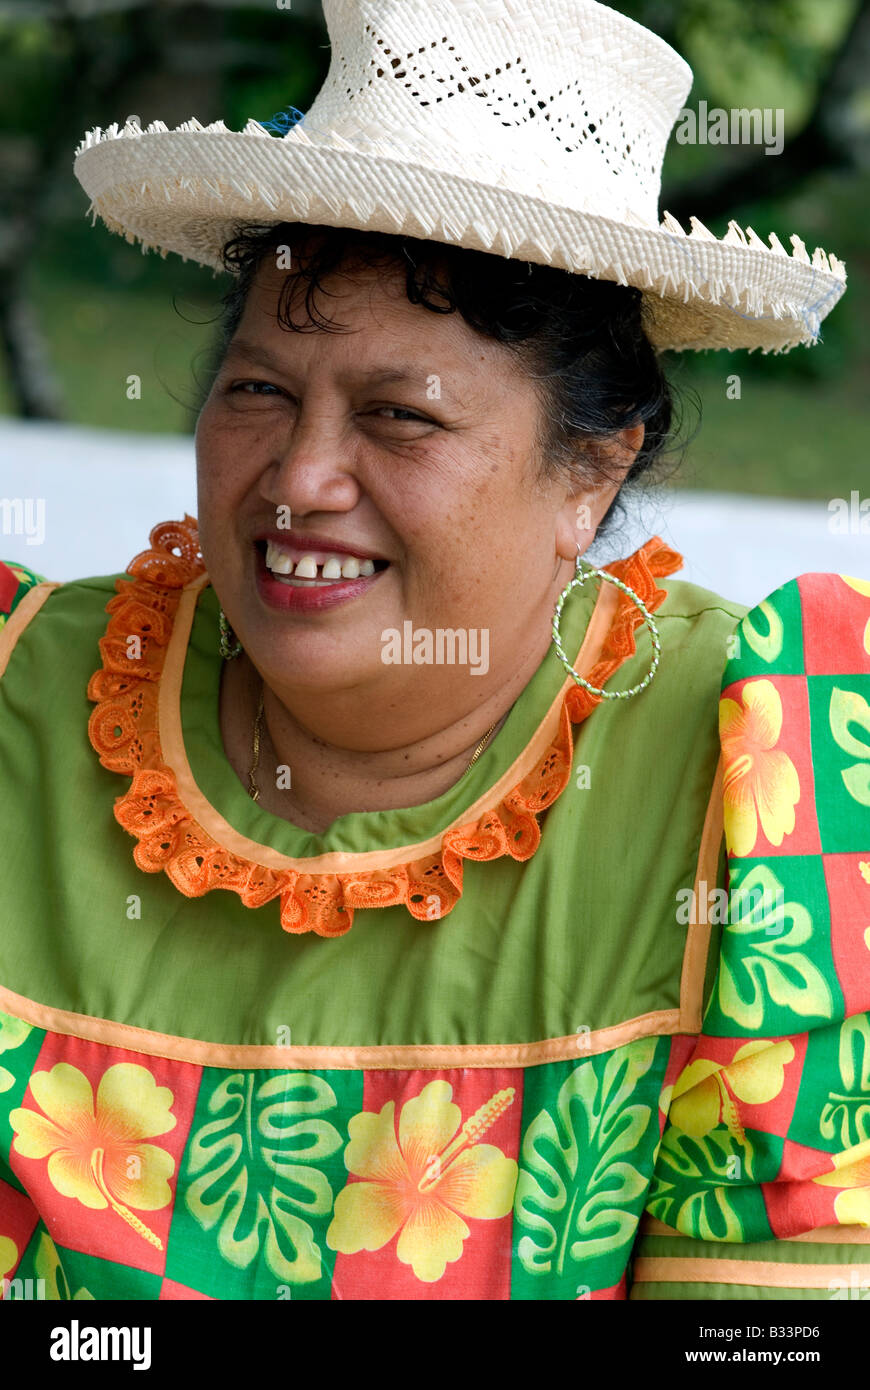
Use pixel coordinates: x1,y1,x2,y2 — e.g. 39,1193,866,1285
719,570,869,689
0,566,125,682
658,567,869,695
617,575,748,735
658,575,749,624
0,560,49,626
655,575,749,669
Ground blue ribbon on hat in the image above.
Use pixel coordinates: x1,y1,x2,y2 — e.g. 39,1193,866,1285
257,106,306,136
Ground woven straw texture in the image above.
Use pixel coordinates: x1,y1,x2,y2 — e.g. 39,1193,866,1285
74,0,847,353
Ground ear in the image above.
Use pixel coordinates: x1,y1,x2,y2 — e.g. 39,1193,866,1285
553,423,645,561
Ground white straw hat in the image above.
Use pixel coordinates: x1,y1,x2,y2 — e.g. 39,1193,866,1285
73,0,846,354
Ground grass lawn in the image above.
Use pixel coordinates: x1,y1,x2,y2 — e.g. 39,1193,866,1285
662,371,867,498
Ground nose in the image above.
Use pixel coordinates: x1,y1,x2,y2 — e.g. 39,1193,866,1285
259,405,362,517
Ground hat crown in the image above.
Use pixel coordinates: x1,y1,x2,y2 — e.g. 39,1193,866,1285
299,0,693,227
71,0,847,352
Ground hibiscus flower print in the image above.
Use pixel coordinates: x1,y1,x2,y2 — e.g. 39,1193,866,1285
813,1140,870,1226
10,1062,176,1250
720,679,800,857
327,1080,517,1282
666,1040,795,1143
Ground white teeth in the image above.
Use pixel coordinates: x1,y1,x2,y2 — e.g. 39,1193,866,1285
265,541,294,575
264,539,383,582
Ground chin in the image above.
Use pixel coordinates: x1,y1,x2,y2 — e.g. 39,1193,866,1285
253,625,388,690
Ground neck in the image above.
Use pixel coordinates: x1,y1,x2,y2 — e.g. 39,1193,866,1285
219,627,554,834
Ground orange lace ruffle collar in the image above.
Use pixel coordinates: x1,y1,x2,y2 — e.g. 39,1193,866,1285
87,515,683,937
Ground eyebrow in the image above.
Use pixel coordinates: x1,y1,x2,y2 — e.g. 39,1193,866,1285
222,338,464,402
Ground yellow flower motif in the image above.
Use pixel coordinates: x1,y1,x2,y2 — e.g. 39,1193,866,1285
813,1138,870,1226
842,577,870,599
327,1079,517,1283
10,1062,176,1250
0,1235,18,1284
720,679,800,857
669,1040,795,1142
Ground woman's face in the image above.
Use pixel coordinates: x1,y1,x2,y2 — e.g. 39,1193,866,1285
195,252,623,721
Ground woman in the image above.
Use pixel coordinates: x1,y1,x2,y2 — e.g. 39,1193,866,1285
1,0,867,1302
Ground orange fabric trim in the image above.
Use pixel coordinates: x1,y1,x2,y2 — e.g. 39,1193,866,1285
0,983,680,1071
631,1256,870,1288
0,580,61,678
679,755,725,1032
86,515,684,937
638,1214,870,1245
780,1226,870,1246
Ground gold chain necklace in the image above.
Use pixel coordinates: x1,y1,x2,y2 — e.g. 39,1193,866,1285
248,685,266,802
248,682,501,802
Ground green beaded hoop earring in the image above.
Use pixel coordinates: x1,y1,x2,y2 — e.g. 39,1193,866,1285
219,608,243,661
551,553,661,699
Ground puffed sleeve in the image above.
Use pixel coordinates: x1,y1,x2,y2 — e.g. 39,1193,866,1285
630,571,870,1300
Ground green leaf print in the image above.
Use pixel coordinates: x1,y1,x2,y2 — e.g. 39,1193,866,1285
184,1071,343,1286
33,1232,94,1301
820,1016,870,1149
646,1127,748,1241
741,601,784,664
829,687,870,806
514,1039,658,1284
718,865,834,1030
0,1012,32,1093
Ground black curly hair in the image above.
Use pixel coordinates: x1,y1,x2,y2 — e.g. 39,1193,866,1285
206,221,686,539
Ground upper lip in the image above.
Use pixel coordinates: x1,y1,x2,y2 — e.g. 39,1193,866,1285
254,528,389,562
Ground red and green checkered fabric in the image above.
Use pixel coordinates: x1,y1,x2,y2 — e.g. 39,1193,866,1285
635,572,870,1296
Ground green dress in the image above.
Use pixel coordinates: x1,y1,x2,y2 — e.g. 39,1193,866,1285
0,517,868,1301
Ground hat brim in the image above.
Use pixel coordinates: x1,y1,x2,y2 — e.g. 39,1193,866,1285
74,127,847,354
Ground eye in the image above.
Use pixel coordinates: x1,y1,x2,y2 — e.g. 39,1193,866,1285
227,380,284,396
371,406,434,423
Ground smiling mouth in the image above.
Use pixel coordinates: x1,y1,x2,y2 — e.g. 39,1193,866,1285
256,539,390,587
